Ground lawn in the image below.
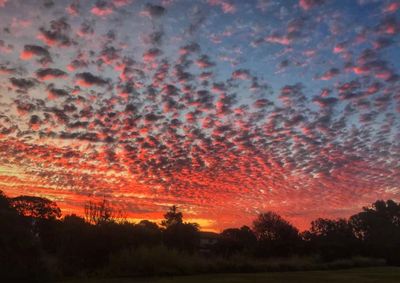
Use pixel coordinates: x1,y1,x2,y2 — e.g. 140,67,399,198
64,267,400,283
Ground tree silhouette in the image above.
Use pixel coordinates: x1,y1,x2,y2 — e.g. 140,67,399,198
84,199,124,224
304,218,360,261
161,205,199,252
3,188,400,279
253,211,300,257
10,195,61,219
350,199,400,264
0,190,11,211
0,192,50,282
163,222,200,252
161,205,183,227
217,225,257,256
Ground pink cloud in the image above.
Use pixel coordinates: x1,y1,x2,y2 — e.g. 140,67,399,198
383,2,400,13
113,0,130,7
207,0,236,14
66,3,79,16
319,68,340,80
0,41,13,53
299,0,325,10
333,43,346,53
143,48,162,62
265,34,291,45
232,69,251,80
91,3,113,17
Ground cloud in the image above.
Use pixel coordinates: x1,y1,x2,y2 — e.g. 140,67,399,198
0,64,17,75
196,55,215,69
47,86,69,100
9,77,37,91
20,45,51,60
91,1,114,17
142,3,166,18
377,16,399,35
319,68,340,80
207,0,236,14
312,96,338,108
179,42,200,55
299,0,326,10
1,0,399,232
29,115,41,131
383,2,400,13
66,1,79,16
265,34,291,45
75,72,108,87
0,40,13,53
253,98,272,109
36,68,67,80
143,48,162,62
232,69,251,80
142,30,164,46
38,28,71,46
37,18,72,46
113,0,131,7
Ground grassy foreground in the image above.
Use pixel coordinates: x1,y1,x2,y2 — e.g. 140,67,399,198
64,267,400,283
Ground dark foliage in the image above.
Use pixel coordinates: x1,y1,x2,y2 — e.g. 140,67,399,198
161,205,183,227
350,200,400,265
162,206,200,252
84,199,124,224
0,192,50,282
11,195,61,219
0,190,399,282
216,225,257,257
303,218,361,261
253,211,301,257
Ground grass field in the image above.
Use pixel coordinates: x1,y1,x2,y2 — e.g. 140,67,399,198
64,267,400,283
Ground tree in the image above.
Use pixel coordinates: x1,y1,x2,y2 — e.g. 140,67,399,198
133,220,162,247
161,205,199,252
57,214,100,274
350,199,400,264
253,211,300,257
0,190,11,211
217,225,257,256
161,205,183,227
84,199,124,224
163,222,200,252
10,195,61,219
0,192,50,282
304,218,360,261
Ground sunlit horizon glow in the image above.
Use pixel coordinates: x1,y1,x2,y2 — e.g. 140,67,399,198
0,0,399,231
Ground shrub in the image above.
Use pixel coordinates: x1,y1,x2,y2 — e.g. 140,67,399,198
105,245,207,276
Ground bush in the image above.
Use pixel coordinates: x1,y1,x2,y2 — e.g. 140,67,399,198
105,245,207,276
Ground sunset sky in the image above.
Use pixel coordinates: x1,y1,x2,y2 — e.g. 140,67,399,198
0,0,399,231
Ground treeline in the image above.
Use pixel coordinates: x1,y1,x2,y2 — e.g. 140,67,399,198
0,190,400,282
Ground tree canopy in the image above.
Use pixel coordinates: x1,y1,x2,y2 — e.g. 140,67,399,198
253,211,300,257
161,205,183,227
10,195,61,219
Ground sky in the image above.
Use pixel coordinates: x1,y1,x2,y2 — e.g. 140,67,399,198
0,0,399,231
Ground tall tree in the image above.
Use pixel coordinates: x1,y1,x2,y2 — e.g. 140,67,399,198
161,205,183,227
350,199,400,264
161,205,199,252
253,211,300,257
0,192,50,282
